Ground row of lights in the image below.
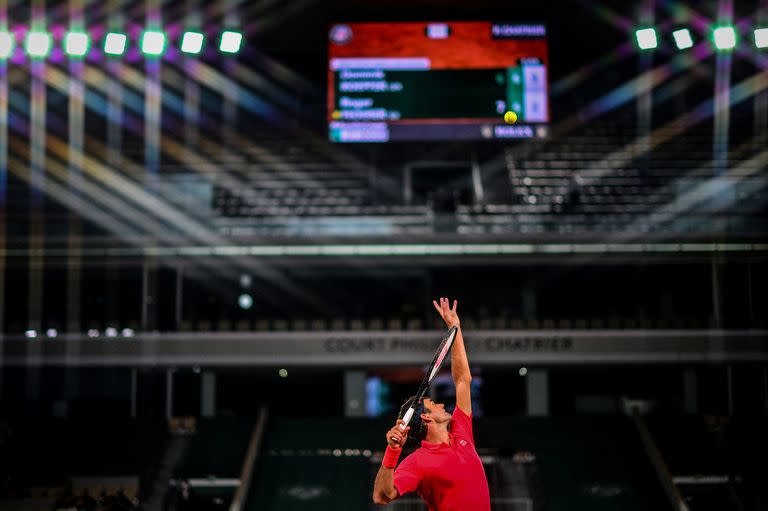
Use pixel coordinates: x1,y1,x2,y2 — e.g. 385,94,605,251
0,29,244,59
24,327,136,339
635,26,768,50
332,448,373,457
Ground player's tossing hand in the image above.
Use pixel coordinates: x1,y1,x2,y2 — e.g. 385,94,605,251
386,419,409,449
433,297,460,329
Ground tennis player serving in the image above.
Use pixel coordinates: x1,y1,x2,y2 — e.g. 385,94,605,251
372,297,491,510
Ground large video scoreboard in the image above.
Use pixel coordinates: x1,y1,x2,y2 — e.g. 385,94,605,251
328,21,550,143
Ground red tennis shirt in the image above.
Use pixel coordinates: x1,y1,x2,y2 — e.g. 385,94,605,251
393,407,491,511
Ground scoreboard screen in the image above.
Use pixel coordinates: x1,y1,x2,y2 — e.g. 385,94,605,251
327,21,550,143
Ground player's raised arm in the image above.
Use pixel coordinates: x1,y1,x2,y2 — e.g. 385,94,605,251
433,297,472,415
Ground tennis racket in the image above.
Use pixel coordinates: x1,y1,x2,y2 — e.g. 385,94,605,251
392,325,458,441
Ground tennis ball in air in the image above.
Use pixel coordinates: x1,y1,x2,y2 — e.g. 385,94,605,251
504,111,518,124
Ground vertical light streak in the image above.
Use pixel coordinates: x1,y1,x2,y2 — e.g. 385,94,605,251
754,0,768,152
67,0,84,376
0,0,8,386
221,0,239,146
637,0,655,176
184,0,201,146
25,0,46,415
28,0,46,334
713,0,734,178
106,0,126,169
142,0,161,335
144,0,161,177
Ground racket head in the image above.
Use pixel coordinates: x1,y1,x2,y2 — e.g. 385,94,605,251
395,326,459,442
424,325,458,386
411,325,457,402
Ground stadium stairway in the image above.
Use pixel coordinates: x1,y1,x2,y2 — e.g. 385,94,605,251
143,434,190,511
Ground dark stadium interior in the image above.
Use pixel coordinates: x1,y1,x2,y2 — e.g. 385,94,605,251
0,0,767,510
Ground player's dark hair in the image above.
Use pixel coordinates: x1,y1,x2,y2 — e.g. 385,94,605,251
398,396,428,443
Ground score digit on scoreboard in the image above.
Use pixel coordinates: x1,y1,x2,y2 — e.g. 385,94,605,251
328,22,550,143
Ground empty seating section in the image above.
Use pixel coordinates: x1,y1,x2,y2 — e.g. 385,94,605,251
211,166,430,236
459,123,767,235
370,317,686,331
213,169,370,213
9,115,766,242
131,120,768,238
209,136,431,236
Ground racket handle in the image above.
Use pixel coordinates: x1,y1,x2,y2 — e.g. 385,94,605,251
400,408,415,427
390,408,415,442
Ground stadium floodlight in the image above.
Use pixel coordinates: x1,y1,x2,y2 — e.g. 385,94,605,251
25,31,52,58
672,28,694,50
635,28,658,50
141,30,166,56
104,32,127,55
181,31,205,54
713,26,737,50
755,28,768,49
238,293,253,310
64,31,90,57
0,31,14,58
219,30,243,53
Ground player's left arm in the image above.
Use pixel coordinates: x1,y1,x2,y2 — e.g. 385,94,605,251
433,297,472,415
